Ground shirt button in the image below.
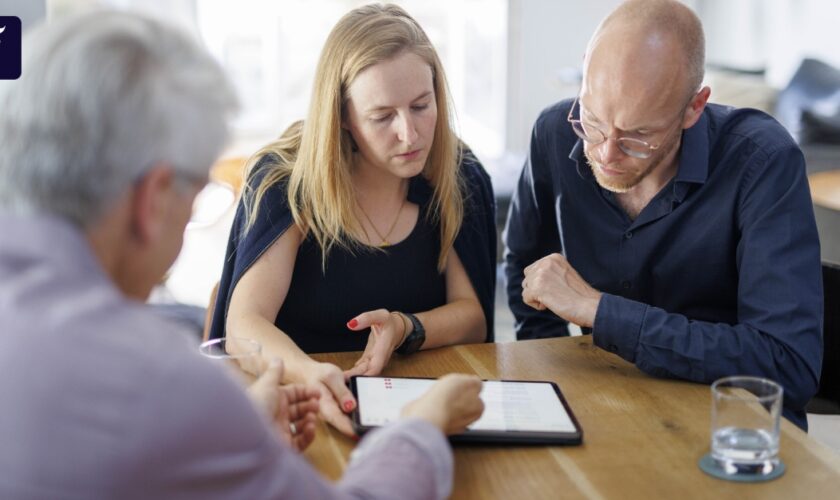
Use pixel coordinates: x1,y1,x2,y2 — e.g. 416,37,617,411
624,231,633,239
621,280,632,290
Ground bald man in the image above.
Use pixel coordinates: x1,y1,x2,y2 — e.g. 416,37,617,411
503,0,822,429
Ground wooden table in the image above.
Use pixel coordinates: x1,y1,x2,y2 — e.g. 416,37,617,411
306,336,840,499
810,170,840,212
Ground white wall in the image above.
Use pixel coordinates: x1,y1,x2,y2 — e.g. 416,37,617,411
762,0,840,88
699,0,840,88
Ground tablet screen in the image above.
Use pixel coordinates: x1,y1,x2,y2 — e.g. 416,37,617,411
354,377,578,434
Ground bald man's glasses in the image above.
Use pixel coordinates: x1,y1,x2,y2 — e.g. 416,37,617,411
567,97,674,159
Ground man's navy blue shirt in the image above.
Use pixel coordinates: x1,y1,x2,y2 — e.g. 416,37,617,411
504,100,823,429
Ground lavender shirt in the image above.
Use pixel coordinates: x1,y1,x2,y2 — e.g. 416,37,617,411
0,214,452,499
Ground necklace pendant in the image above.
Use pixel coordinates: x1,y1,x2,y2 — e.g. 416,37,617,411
380,240,390,248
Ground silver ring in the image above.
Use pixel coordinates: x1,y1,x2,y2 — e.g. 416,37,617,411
289,422,298,435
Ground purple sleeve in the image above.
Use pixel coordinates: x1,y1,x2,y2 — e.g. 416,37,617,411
339,418,453,500
124,352,452,500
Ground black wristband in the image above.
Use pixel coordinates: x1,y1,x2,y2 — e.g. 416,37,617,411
396,312,425,355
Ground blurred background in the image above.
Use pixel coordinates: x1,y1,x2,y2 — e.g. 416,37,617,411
4,0,840,453
4,0,840,327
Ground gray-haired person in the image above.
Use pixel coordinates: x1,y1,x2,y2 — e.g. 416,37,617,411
0,10,482,499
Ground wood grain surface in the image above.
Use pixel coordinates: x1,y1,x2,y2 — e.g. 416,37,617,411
303,336,840,499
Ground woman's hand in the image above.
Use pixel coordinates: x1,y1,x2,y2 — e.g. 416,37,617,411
402,373,484,435
344,309,407,377
301,361,358,436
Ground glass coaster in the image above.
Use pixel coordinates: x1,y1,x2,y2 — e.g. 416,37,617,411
698,453,786,482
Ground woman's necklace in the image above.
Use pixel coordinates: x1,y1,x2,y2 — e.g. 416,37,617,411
357,195,407,248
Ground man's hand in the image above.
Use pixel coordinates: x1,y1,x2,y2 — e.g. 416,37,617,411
344,309,406,377
521,253,602,327
247,359,284,418
275,384,320,451
247,360,320,451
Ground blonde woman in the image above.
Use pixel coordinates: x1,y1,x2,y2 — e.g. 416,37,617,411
209,3,496,435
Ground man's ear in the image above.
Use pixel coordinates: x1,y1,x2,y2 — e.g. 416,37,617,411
682,86,711,129
130,164,174,246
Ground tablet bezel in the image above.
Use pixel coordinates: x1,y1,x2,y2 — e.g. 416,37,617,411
349,376,584,445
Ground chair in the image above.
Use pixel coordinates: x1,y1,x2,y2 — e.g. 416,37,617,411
814,263,840,410
807,263,840,453
807,170,840,412
210,156,248,198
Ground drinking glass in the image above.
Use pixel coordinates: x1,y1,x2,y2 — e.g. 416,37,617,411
710,376,783,476
199,337,264,383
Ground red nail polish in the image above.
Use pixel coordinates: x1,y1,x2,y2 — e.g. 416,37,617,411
344,401,354,411
347,319,358,328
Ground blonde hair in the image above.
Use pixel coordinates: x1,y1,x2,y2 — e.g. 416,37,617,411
242,3,463,272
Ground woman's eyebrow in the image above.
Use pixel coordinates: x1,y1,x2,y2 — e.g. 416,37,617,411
365,90,433,113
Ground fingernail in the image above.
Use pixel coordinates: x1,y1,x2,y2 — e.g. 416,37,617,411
343,401,354,412
347,319,358,329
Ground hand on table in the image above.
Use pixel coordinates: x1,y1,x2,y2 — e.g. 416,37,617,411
522,253,602,328
344,309,406,377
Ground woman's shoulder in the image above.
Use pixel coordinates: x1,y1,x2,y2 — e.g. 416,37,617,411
242,154,293,207
232,153,295,244
245,153,288,189
458,148,493,198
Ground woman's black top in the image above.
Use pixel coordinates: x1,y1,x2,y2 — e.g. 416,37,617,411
275,210,446,353
209,151,497,351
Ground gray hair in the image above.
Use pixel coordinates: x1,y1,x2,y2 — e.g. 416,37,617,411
0,10,238,226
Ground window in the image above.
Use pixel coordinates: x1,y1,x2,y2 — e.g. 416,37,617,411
195,0,508,162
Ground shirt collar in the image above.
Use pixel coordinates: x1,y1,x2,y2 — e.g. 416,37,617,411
674,109,710,185
569,139,591,180
670,109,710,202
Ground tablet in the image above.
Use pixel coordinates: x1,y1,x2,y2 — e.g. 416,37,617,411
349,376,583,444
